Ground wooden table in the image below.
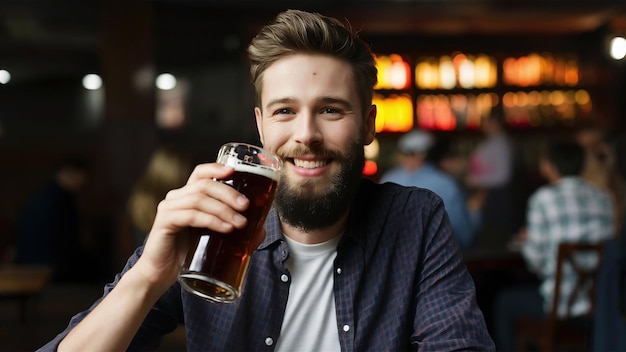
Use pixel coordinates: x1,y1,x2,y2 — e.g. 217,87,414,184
0,265,53,322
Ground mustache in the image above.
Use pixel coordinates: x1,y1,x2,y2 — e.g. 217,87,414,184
277,145,343,160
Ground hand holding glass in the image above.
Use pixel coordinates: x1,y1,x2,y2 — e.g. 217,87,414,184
178,143,281,302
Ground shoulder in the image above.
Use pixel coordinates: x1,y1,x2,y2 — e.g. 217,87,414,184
380,168,405,185
582,179,613,199
349,179,452,252
364,177,442,200
356,179,445,217
568,177,612,201
529,182,559,204
425,165,459,188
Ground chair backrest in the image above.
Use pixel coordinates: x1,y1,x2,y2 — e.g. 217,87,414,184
548,242,606,325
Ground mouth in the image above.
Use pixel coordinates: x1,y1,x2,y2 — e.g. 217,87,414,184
290,158,332,169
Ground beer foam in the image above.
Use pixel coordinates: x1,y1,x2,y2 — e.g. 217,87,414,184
227,160,280,181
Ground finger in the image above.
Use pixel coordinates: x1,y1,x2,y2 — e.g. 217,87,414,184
153,207,241,235
186,163,234,184
166,178,250,212
157,191,248,231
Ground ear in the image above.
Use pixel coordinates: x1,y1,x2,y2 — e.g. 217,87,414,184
363,104,377,145
254,107,264,145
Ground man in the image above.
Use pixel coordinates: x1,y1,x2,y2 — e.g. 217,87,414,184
381,129,480,249
493,140,614,351
42,10,494,351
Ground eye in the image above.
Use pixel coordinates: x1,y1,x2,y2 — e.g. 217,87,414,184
321,107,341,114
273,108,294,116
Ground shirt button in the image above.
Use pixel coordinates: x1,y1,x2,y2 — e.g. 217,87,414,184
343,324,350,332
265,337,274,346
336,267,342,275
280,274,289,282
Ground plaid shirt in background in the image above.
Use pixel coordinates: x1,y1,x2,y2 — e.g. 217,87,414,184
522,176,615,317
40,179,495,352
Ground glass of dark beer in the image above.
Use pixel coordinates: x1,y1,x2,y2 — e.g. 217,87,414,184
178,142,281,302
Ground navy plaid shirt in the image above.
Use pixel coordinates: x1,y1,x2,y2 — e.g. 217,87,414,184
40,179,495,351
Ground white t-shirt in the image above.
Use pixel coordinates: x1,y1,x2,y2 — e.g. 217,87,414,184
275,235,341,352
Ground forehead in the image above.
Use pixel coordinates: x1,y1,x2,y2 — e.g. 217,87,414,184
260,54,358,104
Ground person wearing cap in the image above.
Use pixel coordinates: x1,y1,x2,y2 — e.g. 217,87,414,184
381,129,480,249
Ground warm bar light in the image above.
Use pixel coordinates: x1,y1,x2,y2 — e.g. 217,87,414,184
503,53,579,87
416,53,496,90
415,59,438,89
416,94,456,130
362,160,378,176
564,59,579,86
363,137,379,177
417,93,497,131
439,56,456,89
474,54,497,88
376,54,411,90
575,89,590,105
503,89,591,127
373,93,414,132
458,57,475,89
364,138,380,160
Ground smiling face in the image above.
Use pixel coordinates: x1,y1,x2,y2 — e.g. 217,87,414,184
254,53,376,231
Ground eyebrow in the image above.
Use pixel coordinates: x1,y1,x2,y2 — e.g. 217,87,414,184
265,96,353,110
265,97,296,109
319,96,353,109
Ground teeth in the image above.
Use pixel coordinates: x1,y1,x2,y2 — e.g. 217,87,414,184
293,159,326,169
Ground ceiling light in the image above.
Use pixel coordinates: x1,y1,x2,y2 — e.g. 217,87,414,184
0,70,11,84
82,74,102,90
156,73,177,90
609,36,626,60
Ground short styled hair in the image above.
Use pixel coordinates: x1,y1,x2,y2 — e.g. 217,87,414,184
543,140,584,177
247,9,378,113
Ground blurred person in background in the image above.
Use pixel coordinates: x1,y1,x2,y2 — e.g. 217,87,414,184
116,146,193,265
381,129,481,249
575,123,625,236
15,155,92,282
592,130,626,351
493,140,615,351
429,138,469,186
467,112,516,248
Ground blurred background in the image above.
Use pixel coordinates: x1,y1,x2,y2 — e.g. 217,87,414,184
1,0,626,350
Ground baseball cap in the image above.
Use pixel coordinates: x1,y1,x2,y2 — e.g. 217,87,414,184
398,129,434,154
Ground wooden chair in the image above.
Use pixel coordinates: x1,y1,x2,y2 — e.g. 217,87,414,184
515,242,606,352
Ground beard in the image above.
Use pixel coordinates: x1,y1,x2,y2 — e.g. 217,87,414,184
274,140,365,232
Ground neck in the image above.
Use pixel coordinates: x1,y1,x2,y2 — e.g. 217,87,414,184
281,211,348,244
548,174,563,185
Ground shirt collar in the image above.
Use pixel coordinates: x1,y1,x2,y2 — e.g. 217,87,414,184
258,206,360,251
259,208,283,250
557,176,583,185
258,178,394,253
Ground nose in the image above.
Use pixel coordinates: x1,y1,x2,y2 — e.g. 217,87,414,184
293,110,323,147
